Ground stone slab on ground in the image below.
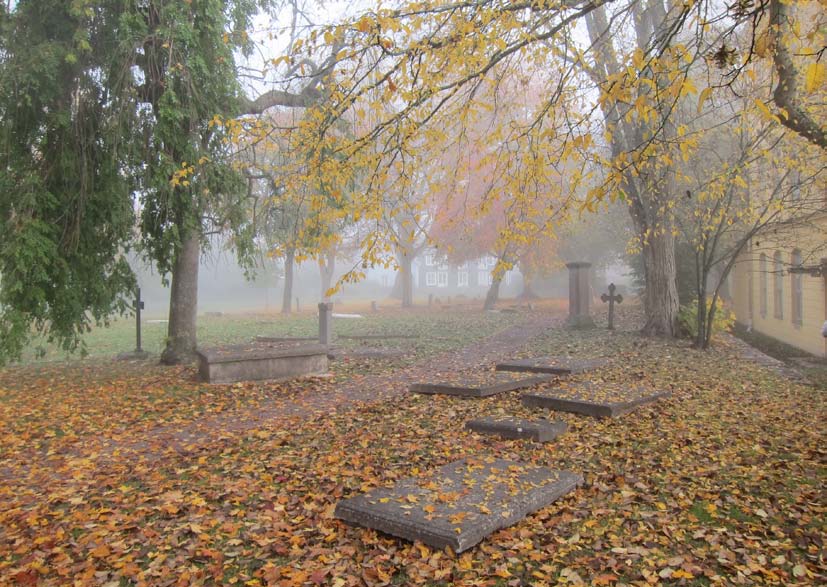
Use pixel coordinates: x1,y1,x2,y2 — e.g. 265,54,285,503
338,334,420,341
334,457,582,553
410,371,554,398
465,417,567,442
255,335,319,343
327,346,407,360
496,356,609,375
197,341,328,384
522,381,670,418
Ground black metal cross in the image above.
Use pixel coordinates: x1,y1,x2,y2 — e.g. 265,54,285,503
600,283,623,330
135,287,145,352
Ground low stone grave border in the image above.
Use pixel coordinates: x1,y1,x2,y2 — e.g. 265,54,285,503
410,373,553,398
495,356,609,375
465,417,567,442
522,387,671,418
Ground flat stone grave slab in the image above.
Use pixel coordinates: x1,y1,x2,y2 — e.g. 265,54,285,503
334,457,582,553
409,371,554,398
327,346,408,361
465,417,567,442
197,341,328,384
496,355,609,375
522,381,670,418
255,335,318,343
338,333,419,341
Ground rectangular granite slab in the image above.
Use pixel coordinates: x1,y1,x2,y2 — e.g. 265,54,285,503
196,341,328,384
495,356,609,375
465,418,568,442
522,381,670,418
410,371,554,398
335,457,582,553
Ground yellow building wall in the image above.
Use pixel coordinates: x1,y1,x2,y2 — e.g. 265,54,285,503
731,216,827,358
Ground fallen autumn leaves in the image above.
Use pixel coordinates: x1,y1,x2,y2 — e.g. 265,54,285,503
0,305,824,586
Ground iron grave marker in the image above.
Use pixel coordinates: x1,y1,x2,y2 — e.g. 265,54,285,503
522,381,670,418
601,283,623,330
334,457,582,553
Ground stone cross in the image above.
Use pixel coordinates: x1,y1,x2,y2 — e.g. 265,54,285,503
134,287,145,353
318,302,333,345
600,283,623,330
566,262,595,328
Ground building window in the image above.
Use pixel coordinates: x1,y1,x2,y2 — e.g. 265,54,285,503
425,254,434,267
487,256,497,267
458,262,468,271
437,271,448,287
791,249,803,327
458,271,469,287
773,251,784,319
479,271,492,286
759,253,768,318
477,258,487,269
425,271,436,287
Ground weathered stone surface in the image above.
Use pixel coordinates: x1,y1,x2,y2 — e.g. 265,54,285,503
338,334,419,340
197,341,328,384
335,457,582,553
465,417,567,442
410,371,553,398
255,335,318,343
495,356,608,375
327,346,407,360
522,382,670,418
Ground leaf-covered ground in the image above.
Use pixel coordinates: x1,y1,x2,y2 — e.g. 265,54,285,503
1,305,824,586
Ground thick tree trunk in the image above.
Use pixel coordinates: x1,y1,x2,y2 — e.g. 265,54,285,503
639,230,679,336
282,248,295,314
161,231,200,365
319,251,335,302
483,277,503,311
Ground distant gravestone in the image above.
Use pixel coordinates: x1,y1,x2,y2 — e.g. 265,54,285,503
410,371,553,398
522,381,670,418
566,262,595,329
601,283,623,330
496,356,608,375
334,457,582,553
318,302,333,345
465,417,567,442
196,341,328,384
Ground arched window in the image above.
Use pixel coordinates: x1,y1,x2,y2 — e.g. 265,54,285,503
759,253,768,318
791,249,803,327
773,251,784,319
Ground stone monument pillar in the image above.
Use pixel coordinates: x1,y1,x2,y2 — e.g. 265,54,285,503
318,302,333,345
566,262,595,329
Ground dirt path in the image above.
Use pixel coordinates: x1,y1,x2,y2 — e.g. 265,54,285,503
1,313,560,485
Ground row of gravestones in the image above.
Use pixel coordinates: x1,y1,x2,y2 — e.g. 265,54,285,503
333,355,670,553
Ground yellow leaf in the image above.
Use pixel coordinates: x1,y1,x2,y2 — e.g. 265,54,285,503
804,63,826,93
697,87,713,113
754,99,780,124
